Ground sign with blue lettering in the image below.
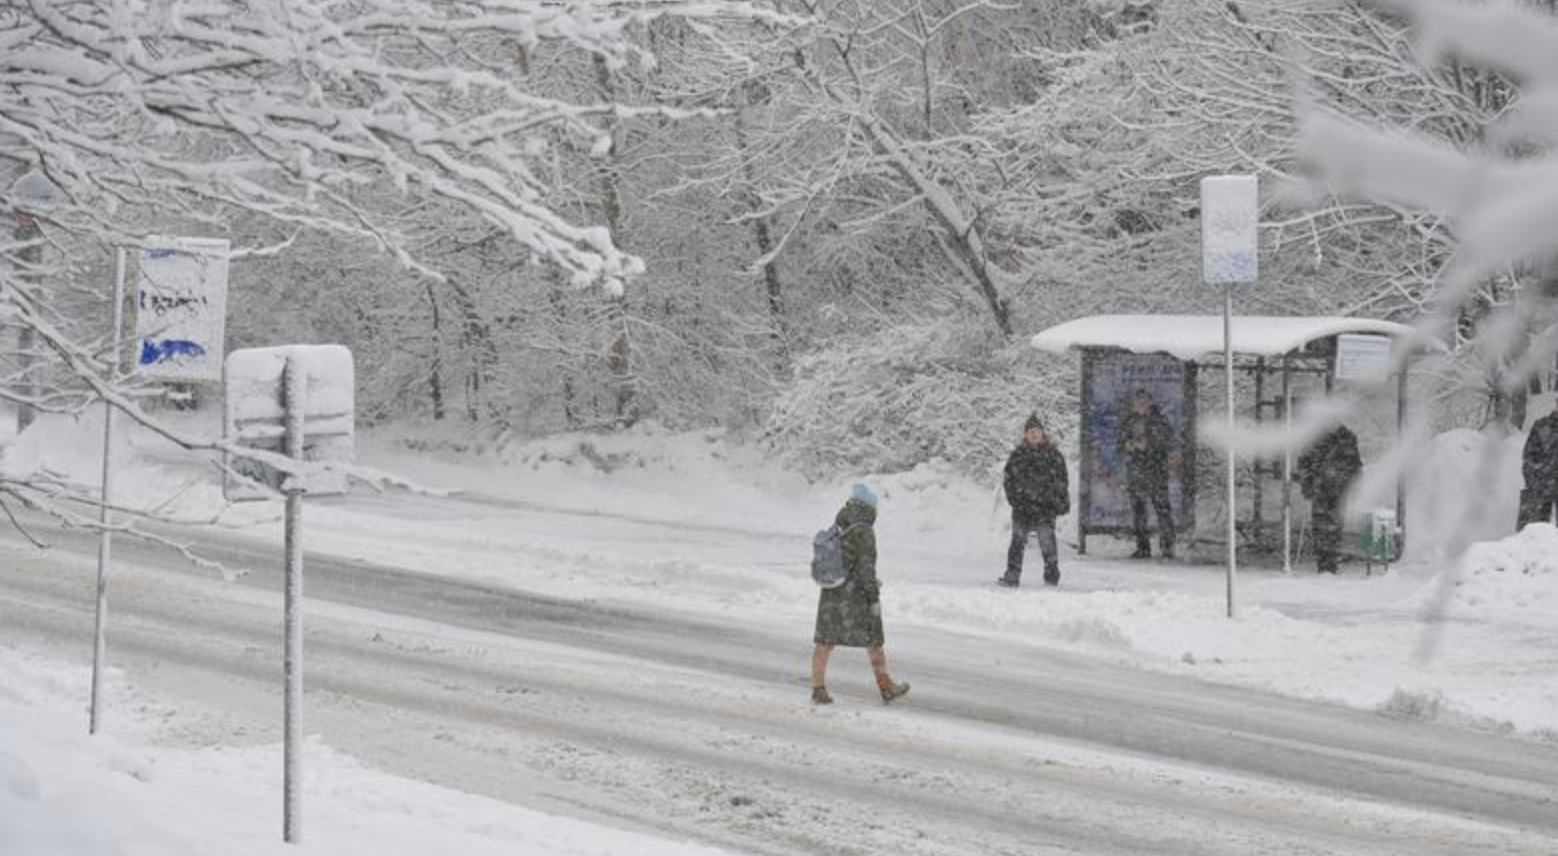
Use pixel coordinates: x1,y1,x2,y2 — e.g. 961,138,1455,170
1200,175,1258,284
135,237,230,381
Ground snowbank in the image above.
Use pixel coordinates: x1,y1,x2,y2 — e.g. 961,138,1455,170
0,648,748,856
0,409,234,523
1441,523,1558,618
1401,428,1523,562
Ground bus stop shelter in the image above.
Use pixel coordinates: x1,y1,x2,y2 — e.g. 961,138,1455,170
1031,314,1429,568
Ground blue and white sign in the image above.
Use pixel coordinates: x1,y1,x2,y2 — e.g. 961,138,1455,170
1200,175,1258,284
135,236,230,381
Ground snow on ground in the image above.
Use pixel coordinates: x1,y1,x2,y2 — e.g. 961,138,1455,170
0,646,748,856
4,410,1557,748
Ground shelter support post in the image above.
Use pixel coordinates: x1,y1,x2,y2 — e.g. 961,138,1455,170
1253,357,1266,540
1396,366,1407,552
1282,356,1293,574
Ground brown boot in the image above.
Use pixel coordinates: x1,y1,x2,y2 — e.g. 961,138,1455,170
877,678,910,704
811,686,833,705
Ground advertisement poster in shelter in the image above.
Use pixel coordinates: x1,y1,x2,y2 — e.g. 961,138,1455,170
1081,352,1196,534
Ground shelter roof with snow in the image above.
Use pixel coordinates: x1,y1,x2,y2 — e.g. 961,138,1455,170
1030,315,1425,362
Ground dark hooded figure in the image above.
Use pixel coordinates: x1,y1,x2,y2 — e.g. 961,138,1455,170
1297,422,1363,573
1518,398,1558,530
1118,389,1176,559
811,484,910,706
999,414,1069,587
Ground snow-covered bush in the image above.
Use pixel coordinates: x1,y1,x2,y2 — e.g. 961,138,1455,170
763,322,1071,477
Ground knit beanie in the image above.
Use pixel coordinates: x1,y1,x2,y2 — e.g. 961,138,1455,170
1023,413,1044,432
850,483,879,508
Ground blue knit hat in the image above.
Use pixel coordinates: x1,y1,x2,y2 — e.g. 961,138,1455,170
850,483,879,508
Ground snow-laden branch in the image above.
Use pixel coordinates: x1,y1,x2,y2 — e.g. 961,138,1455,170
4,0,794,292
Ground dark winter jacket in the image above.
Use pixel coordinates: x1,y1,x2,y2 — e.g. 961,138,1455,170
1523,412,1558,498
1297,425,1363,501
1118,405,1173,491
814,499,885,648
1003,441,1070,521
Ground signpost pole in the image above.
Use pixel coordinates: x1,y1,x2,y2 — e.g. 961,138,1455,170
282,356,305,845
9,170,58,434
1224,283,1237,618
89,247,126,735
1201,174,1258,620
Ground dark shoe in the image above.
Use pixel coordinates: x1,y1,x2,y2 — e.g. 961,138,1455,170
1043,576,1059,587
878,680,910,704
1043,566,1059,587
997,576,1020,588
811,686,833,705
1129,548,1151,559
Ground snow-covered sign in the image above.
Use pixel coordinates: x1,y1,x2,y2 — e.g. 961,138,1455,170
1200,175,1258,284
9,169,58,206
135,237,230,382
1334,333,1393,381
9,169,58,228
224,345,354,501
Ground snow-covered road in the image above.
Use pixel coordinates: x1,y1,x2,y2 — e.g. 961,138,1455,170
3,513,1556,856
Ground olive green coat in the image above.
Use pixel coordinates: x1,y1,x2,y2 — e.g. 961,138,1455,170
813,499,885,648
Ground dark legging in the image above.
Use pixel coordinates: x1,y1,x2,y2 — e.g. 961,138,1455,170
1129,484,1175,553
1007,514,1058,583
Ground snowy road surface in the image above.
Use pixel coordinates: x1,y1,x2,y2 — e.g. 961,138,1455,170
3,512,1557,856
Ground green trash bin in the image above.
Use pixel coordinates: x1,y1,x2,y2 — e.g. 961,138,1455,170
1358,509,1399,573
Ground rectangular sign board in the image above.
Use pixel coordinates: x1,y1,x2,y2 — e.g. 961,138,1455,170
1334,333,1394,382
224,345,354,501
1201,175,1259,284
135,236,230,382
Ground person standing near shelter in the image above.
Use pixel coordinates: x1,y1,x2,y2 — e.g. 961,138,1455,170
1297,421,1363,573
811,484,910,706
1118,390,1175,559
999,414,1070,588
1519,397,1558,529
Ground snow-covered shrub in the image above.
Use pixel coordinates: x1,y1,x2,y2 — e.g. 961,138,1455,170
763,322,1072,477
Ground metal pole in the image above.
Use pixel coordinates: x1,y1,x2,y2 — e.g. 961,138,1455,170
1281,357,1293,575
89,247,126,735
283,355,305,845
1225,282,1237,618
13,216,40,433
1396,364,1408,552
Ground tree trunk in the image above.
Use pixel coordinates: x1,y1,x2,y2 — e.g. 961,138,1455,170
424,282,445,421
732,99,788,356
594,53,639,428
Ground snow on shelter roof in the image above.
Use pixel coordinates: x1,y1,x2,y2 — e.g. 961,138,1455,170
1030,315,1423,361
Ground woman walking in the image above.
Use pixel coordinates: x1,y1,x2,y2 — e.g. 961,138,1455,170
811,484,911,705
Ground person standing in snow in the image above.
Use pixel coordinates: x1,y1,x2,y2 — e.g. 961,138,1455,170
1118,389,1176,559
999,414,1070,588
1518,397,1558,530
811,484,910,706
1297,421,1363,574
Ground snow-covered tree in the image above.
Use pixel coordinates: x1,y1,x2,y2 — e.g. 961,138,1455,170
0,0,785,523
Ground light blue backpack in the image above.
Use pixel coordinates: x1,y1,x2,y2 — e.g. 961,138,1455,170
810,524,861,588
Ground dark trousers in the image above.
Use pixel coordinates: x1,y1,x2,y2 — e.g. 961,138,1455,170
1518,489,1557,530
1006,513,1058,583
1128,483,1174,554
1310,493,1343,572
